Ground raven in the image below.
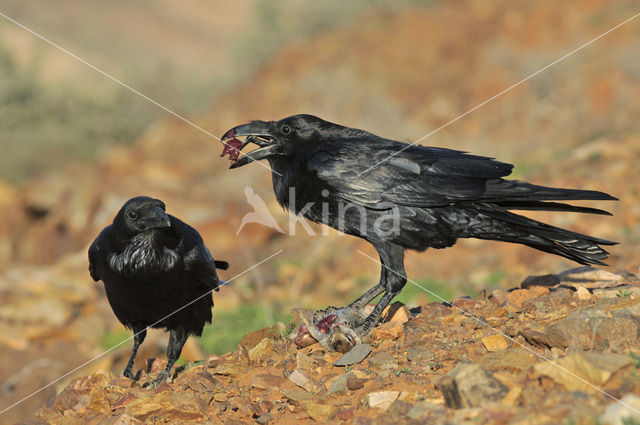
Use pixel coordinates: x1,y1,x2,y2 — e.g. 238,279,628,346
221,114,617,350
89,196,228,387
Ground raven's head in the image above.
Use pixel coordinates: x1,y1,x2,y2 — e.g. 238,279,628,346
113,196,171,237
221,114,348,168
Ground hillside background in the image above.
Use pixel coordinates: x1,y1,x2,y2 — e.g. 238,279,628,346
0,0,639,423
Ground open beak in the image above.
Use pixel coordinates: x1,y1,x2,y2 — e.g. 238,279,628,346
220,121,278,169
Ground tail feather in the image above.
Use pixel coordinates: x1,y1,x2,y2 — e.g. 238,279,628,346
475,207,617,266
494,200,612,216
484,180,618,202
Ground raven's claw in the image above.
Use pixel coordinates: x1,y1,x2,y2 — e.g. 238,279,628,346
142,370,171,389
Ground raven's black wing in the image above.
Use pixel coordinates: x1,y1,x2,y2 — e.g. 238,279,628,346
308,137,512,208
170,216,222,292
88,226,111,282
308,137,613,208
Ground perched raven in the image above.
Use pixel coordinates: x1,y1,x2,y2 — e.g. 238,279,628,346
89,196,228,387
221,114,617,350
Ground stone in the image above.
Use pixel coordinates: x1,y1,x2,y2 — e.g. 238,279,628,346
501,386,522,406
85,387,111,414
366,391,400,410
287,369,322,393
382,301,410,323
255,412,273,424
336,407,356,421
520,325,551,349
601,393,640,425
407,346,434,362
528,286,550,297
370,320,403,341
534,351,626,393
367,351,398,370
451,297,482,310
206,353,222,368
575,286,592,300
346,376,366,390
213,362,244,376
279,389,314,402
593,286,640,300
296,351,317,370
111,395,138,410
491,289,508,304
545,313,640,352
109,414,145,425
237,343,249,363
439,363,508,408
387,399,414,416
249,338,275,362
124,390,204,421
181,371,218,393
333,343,371,366
328,371,355,394
240,323,286,349
506,289,537,309
481,334,509,351
0,322,29,350
251,374,286,390
407,402,437,420
298,400,337,422
558,267,627,287
480,348,535,372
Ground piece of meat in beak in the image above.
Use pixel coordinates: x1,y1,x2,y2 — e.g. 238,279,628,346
220,121,277,168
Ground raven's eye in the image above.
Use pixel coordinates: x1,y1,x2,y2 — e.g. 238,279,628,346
280,124,292,135
128,211,137,220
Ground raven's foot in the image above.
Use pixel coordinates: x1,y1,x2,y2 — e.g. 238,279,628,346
122,367,135,380
142,370,171,389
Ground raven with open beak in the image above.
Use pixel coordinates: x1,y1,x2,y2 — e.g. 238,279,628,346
221,114,617,353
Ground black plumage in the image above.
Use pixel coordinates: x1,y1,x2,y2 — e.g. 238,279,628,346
222,114,617,344
89,196,228,386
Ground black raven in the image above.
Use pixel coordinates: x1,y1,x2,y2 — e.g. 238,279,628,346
221,114,617,350
89,196,228,387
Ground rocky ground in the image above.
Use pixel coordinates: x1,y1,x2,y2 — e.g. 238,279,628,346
21,267,640,425
1,1,639,424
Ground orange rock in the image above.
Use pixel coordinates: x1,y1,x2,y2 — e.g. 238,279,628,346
575,286,592,301
452,297,482,310
370,320,403,341
382,301,410,323
481,334,509,352
288,369,323,393
528,286,550,297
248,338,275,362
84,387,111,414
506,289,536,309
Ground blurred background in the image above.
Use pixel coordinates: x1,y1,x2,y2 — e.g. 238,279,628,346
1,0,639,422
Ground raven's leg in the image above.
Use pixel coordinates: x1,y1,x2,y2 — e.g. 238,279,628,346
355,243,406,336
142,328,188,389
314,267,384,322
123,327,147,379
347,266,386,311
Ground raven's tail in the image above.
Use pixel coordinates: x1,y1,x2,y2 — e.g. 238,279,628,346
471,204,617,266
214,260,229,270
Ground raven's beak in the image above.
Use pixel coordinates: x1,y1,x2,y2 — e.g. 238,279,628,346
221,121,278,169
146,206,171,229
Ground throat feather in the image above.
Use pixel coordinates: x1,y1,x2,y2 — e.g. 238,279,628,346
109,232,178,275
